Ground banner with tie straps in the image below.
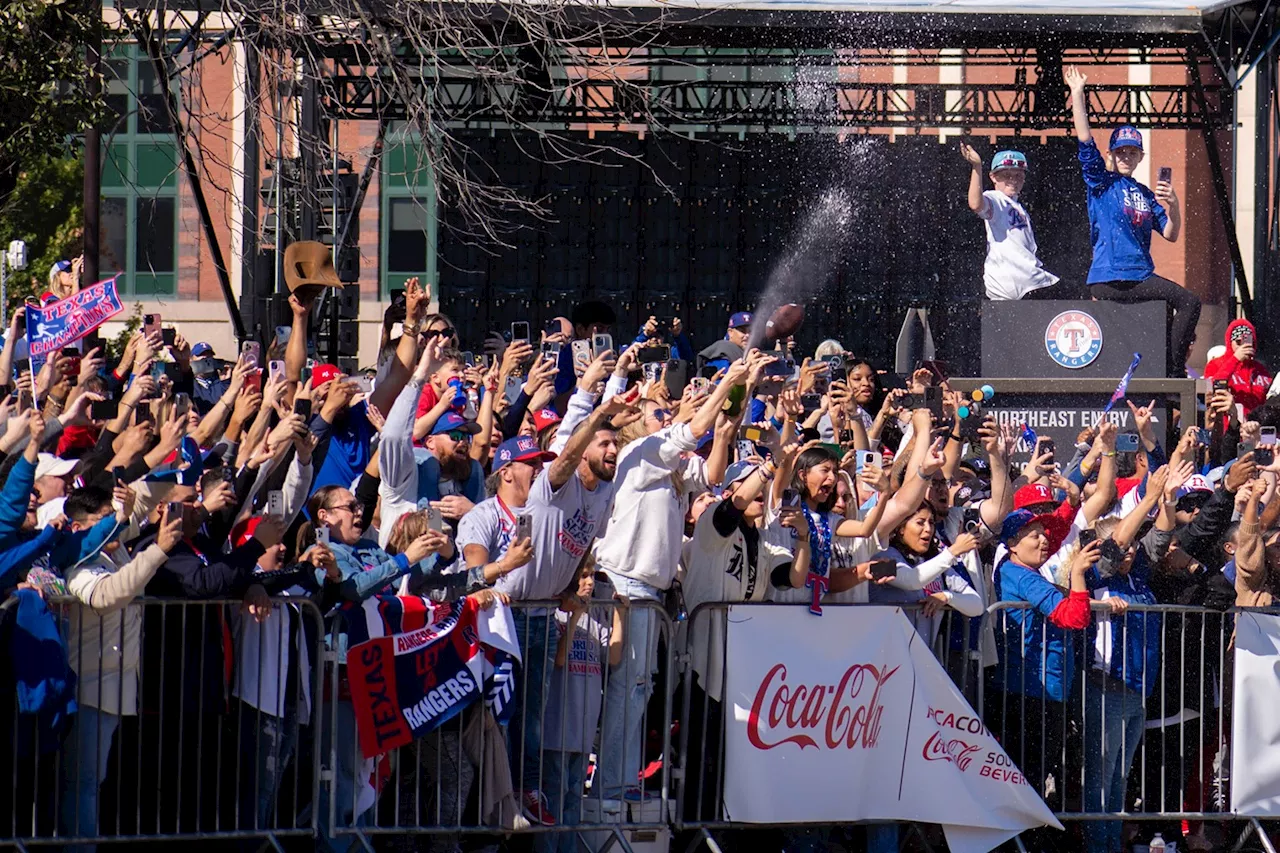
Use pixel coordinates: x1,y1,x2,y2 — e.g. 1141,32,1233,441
722,605,1060,853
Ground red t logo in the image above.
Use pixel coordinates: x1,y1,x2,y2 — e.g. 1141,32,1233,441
806,572,829,616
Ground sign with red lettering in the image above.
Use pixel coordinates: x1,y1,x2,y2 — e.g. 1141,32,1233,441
723,606,1060,853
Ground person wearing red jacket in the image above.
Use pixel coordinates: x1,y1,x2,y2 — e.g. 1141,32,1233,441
1203,319,1273,417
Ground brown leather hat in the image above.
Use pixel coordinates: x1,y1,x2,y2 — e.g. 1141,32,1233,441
283,241,343,300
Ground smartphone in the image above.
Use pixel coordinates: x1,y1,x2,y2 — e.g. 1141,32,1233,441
544,318,563,336
90,399,119,420
1158,166,1173,184
690,377,711,395
275,325,292,346
741,425,768,442
591,333,614,358
462,351,474,367
1078,528,1098,549
735,439,756,460
781,488,800,508
267,490,285,518
856,449,879,472
1036,437,1055,459
14,305,26,337
172,393,191,422
426,505,445,533
1194,427,1212,445
515,514,532,541
869,559,897,580
294,397,312,419
822,353,845,378
1261,426,1277,446
800,393,822,413
541,341,562,362
1256,446,1275,466
241,341,261,369
1213,378,1230,393
351,375,374,394
511,321,530,344
1100,538,1127,564
143,313,161,339
316,526,330,547
638,345,671,365
166,501,185,522
571,339,593,375
244,368,262,393
268,360,285,383
764,358,793,378
161,327,176,347
1116,433,1140,452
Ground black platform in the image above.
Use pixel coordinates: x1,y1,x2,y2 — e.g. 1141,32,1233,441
981,300,1168,379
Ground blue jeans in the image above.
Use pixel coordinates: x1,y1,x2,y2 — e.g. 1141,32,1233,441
534,751,586,853
1083,678,1147,853
510,611,560,795
58,706,119,853
599,574,662,798
318,697,364,853
235,698,300,833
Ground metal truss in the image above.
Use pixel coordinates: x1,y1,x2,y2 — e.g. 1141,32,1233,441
319,71,1230,130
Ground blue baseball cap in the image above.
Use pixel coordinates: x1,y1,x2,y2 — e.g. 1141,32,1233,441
728,311,753,329
990,150,1027,172
1109,125,1144,152
191,342,214,358
492,435,556,472
430,411,482,437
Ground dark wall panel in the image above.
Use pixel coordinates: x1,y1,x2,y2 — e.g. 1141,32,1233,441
437,131,1091,374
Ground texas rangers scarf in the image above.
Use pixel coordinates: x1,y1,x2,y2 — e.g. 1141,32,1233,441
344,595,522,759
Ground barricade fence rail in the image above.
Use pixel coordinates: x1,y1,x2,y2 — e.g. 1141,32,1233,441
6,594,1280,848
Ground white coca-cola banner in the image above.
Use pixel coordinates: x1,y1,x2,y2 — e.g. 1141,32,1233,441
722,605,1061,853
1232,611,1280,815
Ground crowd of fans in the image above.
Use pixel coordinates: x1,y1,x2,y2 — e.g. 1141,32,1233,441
0,65,1269,853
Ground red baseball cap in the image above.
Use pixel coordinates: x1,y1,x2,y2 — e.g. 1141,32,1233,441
532,408,562,433
1012,483,1055,511
311,363,343,390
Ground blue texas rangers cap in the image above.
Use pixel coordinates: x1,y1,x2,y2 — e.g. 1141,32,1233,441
492,435,555,473
728,311,753,329
990,150,1027,172
1109,125,1144,151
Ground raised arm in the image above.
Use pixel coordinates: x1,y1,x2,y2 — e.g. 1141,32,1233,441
960,143,990,217
876,408,944,538
1081,421,1119,524
1065,66,1092,143
284,294,310,383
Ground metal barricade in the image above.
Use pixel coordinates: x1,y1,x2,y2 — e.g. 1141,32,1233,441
322,597,675,853
980,600,1247,847
675,601,972,836
0,594,325,848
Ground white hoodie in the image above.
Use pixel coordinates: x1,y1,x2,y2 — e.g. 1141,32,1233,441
593,422,701,590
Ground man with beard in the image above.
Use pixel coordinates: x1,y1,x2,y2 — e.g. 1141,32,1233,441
423,411,485,528
461,394,631,825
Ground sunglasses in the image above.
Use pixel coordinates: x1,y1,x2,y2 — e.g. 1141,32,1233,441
424,327,456,339
445,430,471,442
325,501,362,514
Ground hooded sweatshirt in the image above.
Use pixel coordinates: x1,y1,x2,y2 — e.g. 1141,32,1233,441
1203,319,1272,416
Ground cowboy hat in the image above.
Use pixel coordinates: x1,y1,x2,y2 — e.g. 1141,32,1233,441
283,241,344,300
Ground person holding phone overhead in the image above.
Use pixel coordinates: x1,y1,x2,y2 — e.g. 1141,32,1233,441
1065,66,1201,377
1204,319,1272,417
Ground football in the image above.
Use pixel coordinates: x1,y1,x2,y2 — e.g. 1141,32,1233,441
764,303,804,341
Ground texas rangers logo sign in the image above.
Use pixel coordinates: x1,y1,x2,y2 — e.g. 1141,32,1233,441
1045,310,1103,369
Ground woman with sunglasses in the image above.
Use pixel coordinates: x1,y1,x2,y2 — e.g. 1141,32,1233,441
302,484,471,602
304,483,477,846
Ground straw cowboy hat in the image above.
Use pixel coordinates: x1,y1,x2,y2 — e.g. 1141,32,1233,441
283,241,344,301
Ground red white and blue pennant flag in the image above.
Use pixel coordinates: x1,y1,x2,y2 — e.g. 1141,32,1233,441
1103,353,1142,414
343,595,522,759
